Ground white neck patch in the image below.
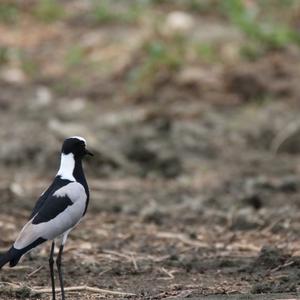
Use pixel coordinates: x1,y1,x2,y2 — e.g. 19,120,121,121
69,136,87,146
57,153,76,181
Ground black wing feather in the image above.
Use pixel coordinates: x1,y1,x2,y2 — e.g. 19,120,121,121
32,193,73,225
30,177,71,219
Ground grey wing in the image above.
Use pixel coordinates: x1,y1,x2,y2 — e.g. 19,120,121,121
14,182,87,250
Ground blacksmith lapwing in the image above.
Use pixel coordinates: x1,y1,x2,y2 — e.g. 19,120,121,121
0,136,93,300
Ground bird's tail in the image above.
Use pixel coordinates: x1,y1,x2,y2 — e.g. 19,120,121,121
0,251,10,269
0,247,22,269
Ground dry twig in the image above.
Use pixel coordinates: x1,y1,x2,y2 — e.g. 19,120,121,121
102,249,139,271
26,265,44,278
158,267,175,280
156,231,209,248
130,253,139,271
269,260,295,274
0,282,136,296
227,242,261,252
33,285,136,296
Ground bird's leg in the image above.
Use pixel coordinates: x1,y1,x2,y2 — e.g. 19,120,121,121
49,241,56,300
56,244,65,300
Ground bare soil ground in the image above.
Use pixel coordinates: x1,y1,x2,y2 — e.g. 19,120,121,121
2,95,300,300
1,1,300,299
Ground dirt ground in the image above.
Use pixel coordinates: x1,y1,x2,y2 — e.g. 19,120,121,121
1,1,300,299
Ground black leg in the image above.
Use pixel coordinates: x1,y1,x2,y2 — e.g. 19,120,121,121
56,245,65,300
49,241,56,300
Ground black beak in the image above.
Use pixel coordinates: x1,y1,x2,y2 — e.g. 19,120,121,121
85,149,94,156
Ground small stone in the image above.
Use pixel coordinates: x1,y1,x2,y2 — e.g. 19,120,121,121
35,86,52,107
164,11,194,35
1,67,27,84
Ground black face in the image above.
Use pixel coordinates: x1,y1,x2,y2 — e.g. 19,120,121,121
61,137,93,158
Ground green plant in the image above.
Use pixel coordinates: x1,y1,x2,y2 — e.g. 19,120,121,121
33,0,64,23
65,46,85,67
16,50,39,78
145,39,184,69
222,0,300,49
91,0,141,24
0,3,19,23
127,35,186,95
195,43,218,63
239,43,264,61
0,47,9,65
183,0,220,13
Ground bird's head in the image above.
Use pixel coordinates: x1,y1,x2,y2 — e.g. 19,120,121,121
61,136,93,159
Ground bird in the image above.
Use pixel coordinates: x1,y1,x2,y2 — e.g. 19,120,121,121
0,136,93,300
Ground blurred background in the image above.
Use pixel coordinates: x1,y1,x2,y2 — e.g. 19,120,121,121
2,0,300,298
